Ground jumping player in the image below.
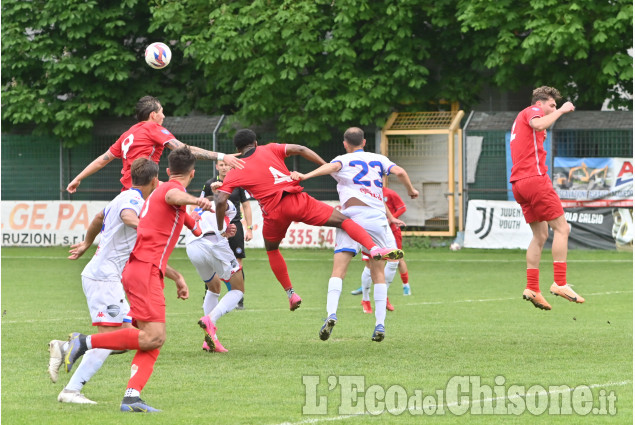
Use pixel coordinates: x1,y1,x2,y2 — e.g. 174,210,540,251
214,129,402,311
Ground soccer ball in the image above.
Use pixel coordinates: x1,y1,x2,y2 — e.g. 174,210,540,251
450,242,462,251
145,42,172,69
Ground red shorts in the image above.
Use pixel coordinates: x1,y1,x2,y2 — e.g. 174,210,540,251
512,174,564,223
390,223,403,249
262,192,334,242
121,257,166,323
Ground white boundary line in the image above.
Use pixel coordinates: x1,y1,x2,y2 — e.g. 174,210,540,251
1,255,633,263
274,380,632,425
2,290,630,323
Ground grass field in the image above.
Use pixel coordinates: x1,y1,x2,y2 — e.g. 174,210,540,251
1,246,632,424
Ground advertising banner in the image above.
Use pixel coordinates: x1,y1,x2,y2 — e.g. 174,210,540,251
1,200,339,249
464,200,533,249
553,157,633,207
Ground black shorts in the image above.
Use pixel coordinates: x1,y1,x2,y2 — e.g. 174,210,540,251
228,222,246,259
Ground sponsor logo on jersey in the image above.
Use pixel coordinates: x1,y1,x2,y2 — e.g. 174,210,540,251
161,129,171,135
531,107,540,111
107,304,121,318
130,199,138,205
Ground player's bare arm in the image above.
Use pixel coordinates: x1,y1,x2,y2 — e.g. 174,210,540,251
120,209,140,229
390,166,419,199
285,144,327,165
242,201,253,241
291,162,342,182
214,191,230,230
165,188,212,211
165,265,189,300
68,210,105,260
164,139,245,169
530,101,575,131
66,150,117,193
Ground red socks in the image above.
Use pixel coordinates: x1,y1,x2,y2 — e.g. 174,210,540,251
400,272,409,284
526,268,540,292
341,219,375,251
554,262,567,286
266,249,293,291
127,348,160,392
90,328,140,351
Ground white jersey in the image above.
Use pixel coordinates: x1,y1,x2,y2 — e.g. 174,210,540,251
331,149,396,212
82,188,144,281
184,201,237,245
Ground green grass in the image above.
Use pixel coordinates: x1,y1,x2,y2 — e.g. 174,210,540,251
1,247,632,424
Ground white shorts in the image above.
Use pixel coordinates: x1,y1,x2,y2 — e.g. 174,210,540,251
334,206,396,256
81,275,131,326
186,236,241,282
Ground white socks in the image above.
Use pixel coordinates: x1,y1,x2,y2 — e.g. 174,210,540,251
210,289,243,323
361,267,372,301
326,277,342,316
385,261,399,289
203,290,220,316
373,283,387,326
65,348,111,391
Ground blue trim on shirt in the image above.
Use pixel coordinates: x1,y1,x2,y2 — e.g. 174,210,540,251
130,187,143,198
386,164,395,175
334,247,358,256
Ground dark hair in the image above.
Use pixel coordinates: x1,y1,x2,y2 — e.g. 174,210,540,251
531,86,562,104
136,96,161,121
233,129,257,150
168,147,196,175
344,127,364,147
130,158,159,186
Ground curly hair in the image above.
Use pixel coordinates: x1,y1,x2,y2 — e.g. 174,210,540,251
531,86,562,104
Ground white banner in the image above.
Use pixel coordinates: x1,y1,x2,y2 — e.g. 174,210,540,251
1,200,339,249
464,200,533,249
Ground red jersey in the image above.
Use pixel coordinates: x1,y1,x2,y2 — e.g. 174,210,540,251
383,187,406,219
131,180,186,274
219,143,303,215
109,121,177,189
509,105,548,182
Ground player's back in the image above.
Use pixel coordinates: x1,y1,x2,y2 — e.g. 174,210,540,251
82,189,144,281
132,180,186,272
332,150,395,212
220,143,302,215
109,121,176,188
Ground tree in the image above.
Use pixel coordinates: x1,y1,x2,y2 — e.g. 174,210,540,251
1,0,201,146
3,0,631,147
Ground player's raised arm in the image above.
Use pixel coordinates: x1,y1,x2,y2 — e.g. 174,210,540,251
291,162,342,182
285,144,327,166
164,139,245,169
214,191,231,231
67,150,117,193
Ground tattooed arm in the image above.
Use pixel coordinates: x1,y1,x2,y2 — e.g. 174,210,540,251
164,139,244,169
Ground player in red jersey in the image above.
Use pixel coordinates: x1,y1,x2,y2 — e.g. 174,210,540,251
214,129,402,311
510,86,584,310
64,147,211,412
66,95,244,192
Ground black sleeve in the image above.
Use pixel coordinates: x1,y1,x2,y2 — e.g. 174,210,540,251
202,178,215,198
238,188,248,203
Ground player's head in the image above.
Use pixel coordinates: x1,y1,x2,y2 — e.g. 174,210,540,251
343,127,365,150
532,86,561,115
216,159,231,178
167,147,196,185
131,158,159,186
136,95,164,124
233,129,257,151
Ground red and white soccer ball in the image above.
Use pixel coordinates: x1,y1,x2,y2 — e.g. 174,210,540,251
145,42,172,69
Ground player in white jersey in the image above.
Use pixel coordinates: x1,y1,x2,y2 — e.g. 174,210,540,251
291,127,418,342
185,198,245,352
48,158,190,404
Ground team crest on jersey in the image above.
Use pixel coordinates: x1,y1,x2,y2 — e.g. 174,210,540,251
531,107,540,111
161,129,171,135
130,199,138,205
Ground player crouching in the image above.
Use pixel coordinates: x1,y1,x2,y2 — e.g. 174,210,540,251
186,198,244,352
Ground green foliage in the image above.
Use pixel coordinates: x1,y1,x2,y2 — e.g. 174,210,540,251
2,0,632,147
